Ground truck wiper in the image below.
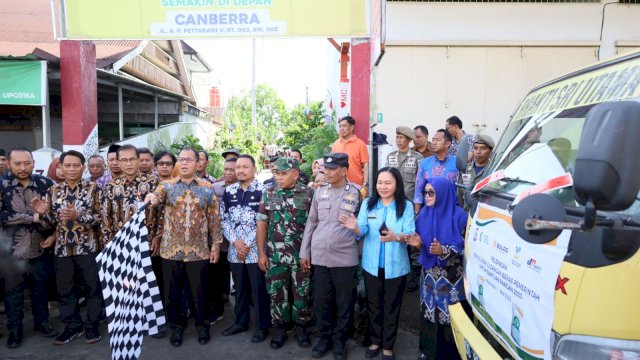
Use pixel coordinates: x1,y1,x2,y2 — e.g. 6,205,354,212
501,176,536,185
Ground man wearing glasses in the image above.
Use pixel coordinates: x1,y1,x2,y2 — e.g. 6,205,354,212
145,147,222,347
100,144,162,252
153,151,176,182
84,155,105,183
150,150,177,310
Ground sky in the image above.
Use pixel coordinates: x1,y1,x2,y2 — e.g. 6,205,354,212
189,38,336,108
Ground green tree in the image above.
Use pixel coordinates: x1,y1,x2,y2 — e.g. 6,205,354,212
283,101,336,176
284,101,326,147
209,84,291,177
169,134,204,154
298,123,338,177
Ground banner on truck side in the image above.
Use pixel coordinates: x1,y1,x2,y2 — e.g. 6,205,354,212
466,203,570,360
58,0,368,39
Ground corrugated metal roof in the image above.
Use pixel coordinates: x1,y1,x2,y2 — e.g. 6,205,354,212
0,0,141,64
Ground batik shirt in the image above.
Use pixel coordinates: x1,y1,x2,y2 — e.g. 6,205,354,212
95,174,112,190
257,183,312,264
413,155,458,204
448,132,475,157
41,180,101,257
0,174,54,259
100,172,162,247
221,179,264,264
153,177,222,262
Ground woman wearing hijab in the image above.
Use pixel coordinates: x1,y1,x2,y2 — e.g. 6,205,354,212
46,157,64,184
311,158,325,178
340,167,415,360
407,176,467,360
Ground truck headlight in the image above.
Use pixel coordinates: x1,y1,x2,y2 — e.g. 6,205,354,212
554,334,640,360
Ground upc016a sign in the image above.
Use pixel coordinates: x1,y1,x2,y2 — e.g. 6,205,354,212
0,61,47,106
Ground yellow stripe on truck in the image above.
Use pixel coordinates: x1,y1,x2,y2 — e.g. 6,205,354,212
450,303,502,360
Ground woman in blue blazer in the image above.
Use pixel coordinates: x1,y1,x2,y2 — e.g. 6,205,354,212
340,167,415,360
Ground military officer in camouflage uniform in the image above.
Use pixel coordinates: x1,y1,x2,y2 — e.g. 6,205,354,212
257,157,313,350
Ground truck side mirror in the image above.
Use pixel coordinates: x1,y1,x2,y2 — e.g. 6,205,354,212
573,101,640,215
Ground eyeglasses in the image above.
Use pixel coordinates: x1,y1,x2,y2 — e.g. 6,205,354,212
156,161,174,167
423,189,436,197
177,157,195,164
119,157,138,164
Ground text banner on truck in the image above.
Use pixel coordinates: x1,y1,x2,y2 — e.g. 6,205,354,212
466,203,569,360
58,0,368,39
0,61,47,106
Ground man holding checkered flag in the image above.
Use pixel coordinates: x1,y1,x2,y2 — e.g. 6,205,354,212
96,204,165,360
145,147,223,347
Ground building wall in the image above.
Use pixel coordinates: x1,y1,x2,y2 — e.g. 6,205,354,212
376,1,640,143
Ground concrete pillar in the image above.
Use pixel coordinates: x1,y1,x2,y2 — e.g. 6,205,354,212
350,38,371,143
60,40,99,157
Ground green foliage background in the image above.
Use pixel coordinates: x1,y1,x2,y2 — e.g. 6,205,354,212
200,84,338,179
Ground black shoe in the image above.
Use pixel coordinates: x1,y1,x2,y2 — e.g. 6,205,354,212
35,322,59,338
251,328,269,343
198,328,210,345
365,346,381,358
170,328,183,347
85,327,102,344
312,339,332,358
333,343,347,360
407,269,419,292
269,328,287,349
54,327,83,345
222,324,249,336
294,326,310,348
381,353,395,360
6,329,23,348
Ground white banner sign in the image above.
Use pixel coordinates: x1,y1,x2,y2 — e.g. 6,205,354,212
336,80,351,120
466,203,570,360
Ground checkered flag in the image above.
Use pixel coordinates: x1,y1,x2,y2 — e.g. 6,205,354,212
96,207,166,360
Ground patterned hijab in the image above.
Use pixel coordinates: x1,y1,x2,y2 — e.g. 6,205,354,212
415,177,467,269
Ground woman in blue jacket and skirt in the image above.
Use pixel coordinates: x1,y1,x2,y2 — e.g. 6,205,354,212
340,167,415,360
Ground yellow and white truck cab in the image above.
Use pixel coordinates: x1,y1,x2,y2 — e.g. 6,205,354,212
452,50,640,360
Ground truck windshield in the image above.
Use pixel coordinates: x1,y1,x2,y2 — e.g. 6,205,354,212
486,102,640,216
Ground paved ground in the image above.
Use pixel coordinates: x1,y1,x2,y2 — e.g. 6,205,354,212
0,285,423,360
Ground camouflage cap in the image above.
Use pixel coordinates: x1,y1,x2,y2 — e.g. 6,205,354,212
274,157,300,171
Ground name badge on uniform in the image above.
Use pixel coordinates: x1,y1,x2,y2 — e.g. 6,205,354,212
320,189,330,200
462,173,471,186
405,157,417,169
388,155,398,167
